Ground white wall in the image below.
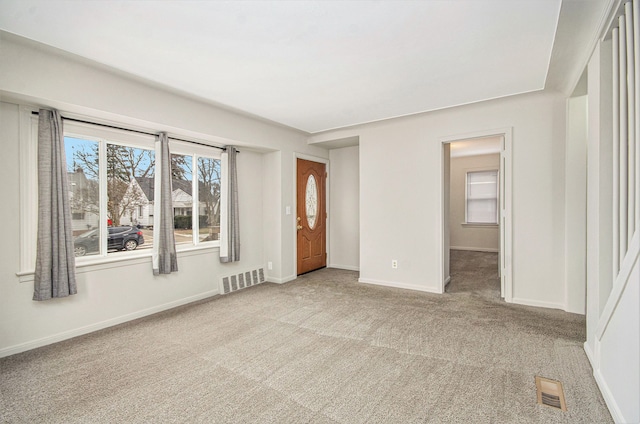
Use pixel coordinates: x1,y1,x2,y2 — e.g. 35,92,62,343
314,91,568,308
328,146,360,271
0,33,329,356
564,95,587,314
449,153,500,252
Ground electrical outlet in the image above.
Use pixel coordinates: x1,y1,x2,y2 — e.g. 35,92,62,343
391,260,398,269
268,261,273,270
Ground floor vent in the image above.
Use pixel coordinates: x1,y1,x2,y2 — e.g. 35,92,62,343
535,376,567,411
220,268,265,295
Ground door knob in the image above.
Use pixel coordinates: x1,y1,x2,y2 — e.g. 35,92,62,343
297,225,303,230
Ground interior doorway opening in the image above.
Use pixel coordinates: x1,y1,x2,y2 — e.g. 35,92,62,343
441,130,512,300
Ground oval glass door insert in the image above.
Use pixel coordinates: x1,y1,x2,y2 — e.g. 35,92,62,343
305,174,318,229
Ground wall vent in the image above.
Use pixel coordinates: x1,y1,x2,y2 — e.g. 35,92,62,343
535,376,567,411
220,268,265,295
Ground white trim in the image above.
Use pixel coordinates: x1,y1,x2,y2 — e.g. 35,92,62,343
266,274,297,284
18,106,38,274
443,276,451,286
583,341,597,368
358,278,442,294
292,152,330,278
295,153,330,164
510,297,565,310
328,264,360,271
170,139,223,159
64,120,156,149
219,150,229,260
460,223,499,228
593,367,627,424
17,245,219,283
561,0,622,96
450,246,499,253
595,230,639,339
0,289,219,359
600,0,625,41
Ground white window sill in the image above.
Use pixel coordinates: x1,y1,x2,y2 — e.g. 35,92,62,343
17,244,219,283
461,222,498,228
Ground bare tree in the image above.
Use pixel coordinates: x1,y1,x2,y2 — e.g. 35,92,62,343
171,154,191,180
71,143,155,226
197,157,221,239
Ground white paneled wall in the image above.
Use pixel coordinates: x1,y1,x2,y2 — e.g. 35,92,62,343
587,2,640,422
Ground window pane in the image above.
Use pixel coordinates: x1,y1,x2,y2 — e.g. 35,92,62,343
66,137,101,257
467,170,498,223
467,199,497,223
107,144,154,253
197,157,221,242
171,154,193,245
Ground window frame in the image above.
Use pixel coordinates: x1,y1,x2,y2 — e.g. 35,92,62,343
167,140,222,250
64,121,157,261
464,168,499,226
17,108,223,280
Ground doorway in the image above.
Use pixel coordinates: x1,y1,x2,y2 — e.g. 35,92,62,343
296,158,327,275
441,129,513,300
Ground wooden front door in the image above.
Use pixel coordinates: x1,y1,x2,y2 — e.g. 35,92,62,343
296,158,326,275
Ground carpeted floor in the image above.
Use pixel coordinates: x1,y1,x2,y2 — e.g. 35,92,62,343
0,251,612,423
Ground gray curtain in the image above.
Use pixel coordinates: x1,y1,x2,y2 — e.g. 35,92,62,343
153,133,178,275
33,109,77,301
220,146,240,263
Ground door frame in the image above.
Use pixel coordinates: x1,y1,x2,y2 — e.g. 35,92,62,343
293,153,330,278
439,127,513,302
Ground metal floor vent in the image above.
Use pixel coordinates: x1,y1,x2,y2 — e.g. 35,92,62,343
535,376,567,411
220,268,265,294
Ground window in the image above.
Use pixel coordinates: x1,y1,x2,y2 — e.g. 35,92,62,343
171,153,193,245
19,111,223,274
197,157,221,242
64,124,156,258
466,170,498,224
170,144,221,245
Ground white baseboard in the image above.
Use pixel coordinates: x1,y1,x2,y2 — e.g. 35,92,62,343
593,367,626,424
510,297,565,311
444,276,451,286
450,246,499,253
358,278,442,294
266,274,297,284
0,289,219,359
583,341,596,369
328,264,360,271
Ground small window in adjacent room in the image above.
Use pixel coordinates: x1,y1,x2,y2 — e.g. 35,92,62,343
466,170,498,224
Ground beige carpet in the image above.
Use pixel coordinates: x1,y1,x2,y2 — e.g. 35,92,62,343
0,251,612,423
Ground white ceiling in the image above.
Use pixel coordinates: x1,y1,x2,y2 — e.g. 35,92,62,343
0,1,599,134
450,137,502,158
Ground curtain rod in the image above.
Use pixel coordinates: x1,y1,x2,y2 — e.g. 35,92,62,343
31,111,231,152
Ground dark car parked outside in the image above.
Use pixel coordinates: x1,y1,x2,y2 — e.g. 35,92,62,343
74,226,145,257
